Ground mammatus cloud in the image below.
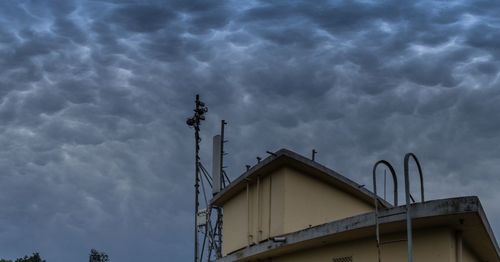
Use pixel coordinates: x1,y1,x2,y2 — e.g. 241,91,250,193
0,0,499,261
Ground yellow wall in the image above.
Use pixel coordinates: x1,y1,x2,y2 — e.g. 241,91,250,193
274,227,455,262
222,167,374,255
283,168,373,233
223,186,248,253
222,168,286,255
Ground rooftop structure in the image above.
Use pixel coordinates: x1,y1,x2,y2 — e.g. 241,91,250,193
211,149,500,262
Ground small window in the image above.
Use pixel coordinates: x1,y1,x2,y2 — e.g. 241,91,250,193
332,256,352,262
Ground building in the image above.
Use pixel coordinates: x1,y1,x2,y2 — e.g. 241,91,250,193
211,149,499,262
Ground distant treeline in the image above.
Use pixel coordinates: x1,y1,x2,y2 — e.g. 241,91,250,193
1,249,108,262
0,253,45,262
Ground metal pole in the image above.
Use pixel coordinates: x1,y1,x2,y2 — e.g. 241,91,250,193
373,160,398,262
373,160,398,206
384,169,387,201
221,120,226,183
404,152,424,262
221,120,227,253
216,120,226,259
186,94,208,262
404,159,413,262
194,95,201,262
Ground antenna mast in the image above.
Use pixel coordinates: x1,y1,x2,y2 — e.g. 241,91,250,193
216,120,228,257
186,94,208,262
220,120,229,188
187,96,230,262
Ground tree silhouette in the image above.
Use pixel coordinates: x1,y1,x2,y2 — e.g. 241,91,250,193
89,249,109,262
0,253,45,262
15,253,45,262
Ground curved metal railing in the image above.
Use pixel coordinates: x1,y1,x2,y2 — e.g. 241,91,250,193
404,153,424,262
372,153,425,262
373,160,398,262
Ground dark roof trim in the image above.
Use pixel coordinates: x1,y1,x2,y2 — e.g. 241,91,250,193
211,148,390,208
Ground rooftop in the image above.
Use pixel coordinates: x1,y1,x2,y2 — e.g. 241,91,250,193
211,148,390,208
218,196,500,262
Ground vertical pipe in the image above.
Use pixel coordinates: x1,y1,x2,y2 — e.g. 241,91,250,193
373,167,381,262
220,120,226,185
373,160,398,262
246,182,250,247
384,169,387,201
216,207,223,258
268,175,272,239
456,231,463,262
404,153,424,262
404,169,413,262
257,177,262,242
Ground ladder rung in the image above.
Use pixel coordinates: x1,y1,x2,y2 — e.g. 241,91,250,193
380,238,407,245
377,211,406,219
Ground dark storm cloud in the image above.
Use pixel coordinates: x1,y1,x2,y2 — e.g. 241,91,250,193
0,0,499,261
107,4,177,33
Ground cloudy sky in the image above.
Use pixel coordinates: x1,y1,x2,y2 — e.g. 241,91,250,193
0,0,499,261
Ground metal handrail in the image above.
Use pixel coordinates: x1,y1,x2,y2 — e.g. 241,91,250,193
403,153,424,262
373,160,398,206
373,160,398,262
404,153,424,203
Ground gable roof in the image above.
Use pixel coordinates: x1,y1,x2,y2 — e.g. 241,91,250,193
211,148,390,208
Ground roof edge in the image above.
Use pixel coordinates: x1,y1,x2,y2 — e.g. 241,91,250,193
476,198,500,259
211,148,390,208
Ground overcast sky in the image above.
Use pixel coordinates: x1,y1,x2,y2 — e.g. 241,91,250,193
0,0,499,261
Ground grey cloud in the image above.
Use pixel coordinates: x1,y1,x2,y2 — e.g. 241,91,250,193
107,4,177,33
0,0,500,261
52,17,88,44
466,23,500,53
